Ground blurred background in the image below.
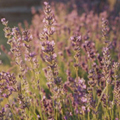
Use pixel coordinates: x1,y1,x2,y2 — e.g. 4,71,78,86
0,0,120,64
0,0,41,21
0,0,120,24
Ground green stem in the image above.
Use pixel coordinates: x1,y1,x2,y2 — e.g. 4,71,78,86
96,86,107,110
56,110,58,120
75,67,79,80
88,110,90,120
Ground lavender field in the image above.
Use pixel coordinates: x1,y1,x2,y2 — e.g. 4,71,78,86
0,1,120,120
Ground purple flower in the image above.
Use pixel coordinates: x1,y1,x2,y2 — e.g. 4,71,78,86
81,97,87,103
1,18,8,26
44,1,48,5
82,106,86,111
2,93,8,98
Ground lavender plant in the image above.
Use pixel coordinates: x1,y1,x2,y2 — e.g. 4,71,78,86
0,1,120,120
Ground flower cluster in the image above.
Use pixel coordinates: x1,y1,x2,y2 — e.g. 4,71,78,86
1,1,120,120
0,72,16,98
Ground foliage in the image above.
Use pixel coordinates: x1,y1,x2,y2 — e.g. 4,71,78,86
0,1,120,120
